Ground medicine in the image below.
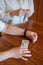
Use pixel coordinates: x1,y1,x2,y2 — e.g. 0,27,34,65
21,40,29,49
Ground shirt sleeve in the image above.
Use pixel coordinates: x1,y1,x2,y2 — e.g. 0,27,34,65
28,0,34,17
0,20,5,32
21,0,34,17
0,0,11,23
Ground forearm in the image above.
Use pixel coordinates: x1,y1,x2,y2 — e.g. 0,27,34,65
3,24,25,36
0,50,12,62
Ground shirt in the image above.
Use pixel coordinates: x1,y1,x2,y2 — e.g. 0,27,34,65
0,0,34,32
0,0,34,22
0,20,5,32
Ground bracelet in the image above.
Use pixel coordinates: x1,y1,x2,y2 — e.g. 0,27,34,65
24,29,27,38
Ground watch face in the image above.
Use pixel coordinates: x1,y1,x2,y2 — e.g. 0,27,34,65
21,40,29,49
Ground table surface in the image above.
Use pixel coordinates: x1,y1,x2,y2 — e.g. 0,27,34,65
0,20,43,65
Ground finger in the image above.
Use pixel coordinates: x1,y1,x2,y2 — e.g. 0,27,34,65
24,51,31,54
21,57,28,61
23,54,32,57
19,48,29,54
20,10,25,15
31,32,38,43
33,37,37,43
33,33,38,43
20,48,28,51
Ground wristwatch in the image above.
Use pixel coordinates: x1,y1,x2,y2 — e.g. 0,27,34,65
24,29,27,37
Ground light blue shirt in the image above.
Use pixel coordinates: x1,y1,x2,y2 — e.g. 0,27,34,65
0,20,5,32
0,0,34,25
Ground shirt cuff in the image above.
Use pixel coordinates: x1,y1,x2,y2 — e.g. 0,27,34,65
0,20,5,32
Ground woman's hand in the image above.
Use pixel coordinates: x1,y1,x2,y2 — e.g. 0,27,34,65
26,31,38,43
10,47,32,61
9,10,20,17
19,9,30,16
19,9,26,16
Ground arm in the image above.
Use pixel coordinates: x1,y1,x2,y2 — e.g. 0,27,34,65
0,47,31,62
0,20,38,43
0,20,25,36
3,24,25,36
3,23,38,43
0,50,11,62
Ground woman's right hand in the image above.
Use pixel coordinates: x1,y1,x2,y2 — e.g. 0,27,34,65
9,9,26,17
10,47,32,61
9,10,20,17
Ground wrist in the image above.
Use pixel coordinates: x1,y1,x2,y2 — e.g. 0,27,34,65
26,30,32,38
8,48,16,58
